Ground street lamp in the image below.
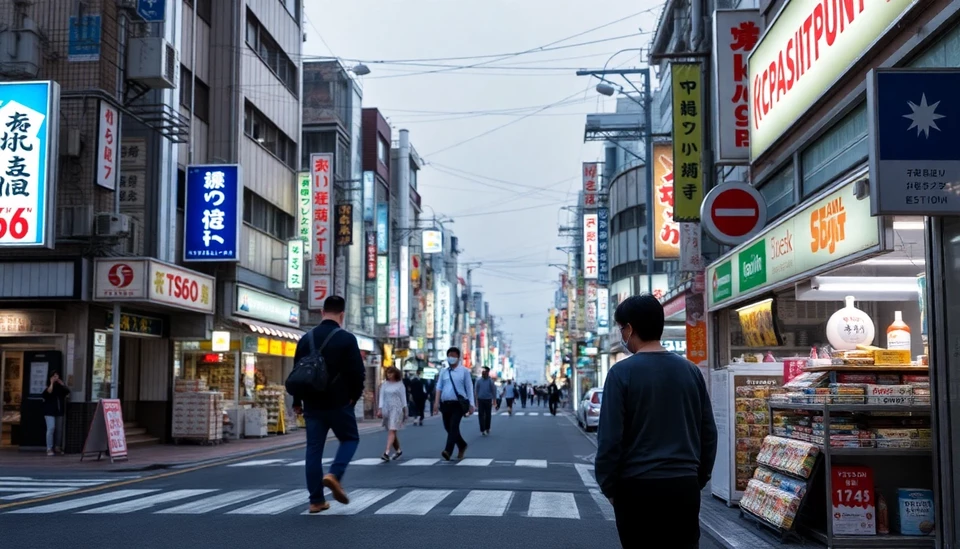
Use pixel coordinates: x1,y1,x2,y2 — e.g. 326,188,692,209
595,82,616,97
351,63,371,76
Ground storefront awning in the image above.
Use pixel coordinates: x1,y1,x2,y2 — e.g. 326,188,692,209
241,320,303,341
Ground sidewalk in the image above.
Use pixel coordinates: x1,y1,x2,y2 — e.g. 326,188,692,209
0,418,389,473
700,489,824,548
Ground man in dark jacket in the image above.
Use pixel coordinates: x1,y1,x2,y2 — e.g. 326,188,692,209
408,369,428,426
548,381,561,416
292,296,365,514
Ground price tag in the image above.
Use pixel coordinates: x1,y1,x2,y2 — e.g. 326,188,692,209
832,466,876,535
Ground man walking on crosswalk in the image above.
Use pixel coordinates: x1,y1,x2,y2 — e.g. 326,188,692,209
434,347,474,460
474,367,497,436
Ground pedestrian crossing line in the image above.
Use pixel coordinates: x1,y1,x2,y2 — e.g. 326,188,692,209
514,459,548,469
318,488,395,516
81,490,215,514
589,489,616,521
156,490,277,514
527,492,580,519
226,459,286,467
574,463,599,488
7,489,159,514
456,458,493,467
351,458,386,466
528,412,539,416
450,490,514,517
0,477,124,502
283,458,331,467
515,412,526,416
375,489,453,515
228,490,307,515
399,458,440,467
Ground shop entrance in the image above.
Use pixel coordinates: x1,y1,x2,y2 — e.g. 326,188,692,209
1,346,63,449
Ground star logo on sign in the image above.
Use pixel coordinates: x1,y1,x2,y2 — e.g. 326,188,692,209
903,93,945,138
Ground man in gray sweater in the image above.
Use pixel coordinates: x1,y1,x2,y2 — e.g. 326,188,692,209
595,294,717,549
474,367,497,436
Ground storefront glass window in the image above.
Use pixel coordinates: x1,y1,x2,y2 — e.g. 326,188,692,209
180,351,238,401
759,163,795,222
800,103,867,197
91,331,113,402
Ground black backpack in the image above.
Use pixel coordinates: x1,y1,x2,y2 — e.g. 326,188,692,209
285,328,341,397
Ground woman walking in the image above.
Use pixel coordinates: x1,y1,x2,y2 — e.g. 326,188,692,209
378,367,407,461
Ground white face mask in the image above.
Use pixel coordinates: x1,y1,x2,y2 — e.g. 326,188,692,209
619,326,633,355
447,357,458,366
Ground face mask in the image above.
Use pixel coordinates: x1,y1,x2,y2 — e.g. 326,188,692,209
620,327,633,355
447,357,458,366
482,372,489,378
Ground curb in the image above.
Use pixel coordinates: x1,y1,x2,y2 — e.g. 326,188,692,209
700,518,737,549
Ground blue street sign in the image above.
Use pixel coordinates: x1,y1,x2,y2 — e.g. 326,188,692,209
68,15,101,62
184,165,241,262
868,69,960,215
376,202,389,254
137,0,166,22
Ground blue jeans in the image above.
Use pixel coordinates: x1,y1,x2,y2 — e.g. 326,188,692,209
304,404,360,504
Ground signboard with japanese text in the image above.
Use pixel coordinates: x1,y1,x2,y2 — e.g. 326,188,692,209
366,232,377,280
81,398,127,461
308,274,331,310
336,204,353,245
583,213,599,279
96,100,119,190
388,266,400,337
680,223,704,272
286,239,303,289
653,142,679,258
376,202,389,254
236,285,300,327
597,208,610,286
399,246,410,337
672,63,704,221
297,172,311,254
119,138,147,208
586,281,598,331
713,10,761,164
184,164,241,261
68,15,101,62
749,0,915,161
0,81,59,248
334,254,346,299
137,0,166,22
310,153,334,275
582,162,599,209
868,69,960,215
686,293,707,366
422,229,443,254
597,287,609,334
93,258,216,314
425,290,435,339
362,171,375,222
106,312,163,337
376,256,389,324
0,310,55,334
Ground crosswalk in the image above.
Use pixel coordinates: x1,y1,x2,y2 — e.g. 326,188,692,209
7,487,614,520
0,476,139,501
227,457,554,468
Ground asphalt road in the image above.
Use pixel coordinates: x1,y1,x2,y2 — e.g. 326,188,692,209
0,405,725,549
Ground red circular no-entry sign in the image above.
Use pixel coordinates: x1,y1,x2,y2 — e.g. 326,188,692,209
700,182,767,246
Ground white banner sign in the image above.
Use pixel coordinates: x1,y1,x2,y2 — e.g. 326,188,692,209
96,100,119,190
286,239,303,289
297,172,311,254
308,274,331,310
376,256,388,324
93,258,215,314
712,9,761,164
236,285,300,327
583,213,599,279
597,287,610,334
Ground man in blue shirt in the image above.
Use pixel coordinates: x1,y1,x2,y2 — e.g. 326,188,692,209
474,367,497,436
434,347,475,460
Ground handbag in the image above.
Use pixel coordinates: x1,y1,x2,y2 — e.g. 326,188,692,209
447,368,471,415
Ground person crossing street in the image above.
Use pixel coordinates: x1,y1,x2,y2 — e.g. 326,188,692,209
474,367,497,435
519,382,528,408
408,368,428,426
548,381,560,415
434,347,475,461
502,380,518,415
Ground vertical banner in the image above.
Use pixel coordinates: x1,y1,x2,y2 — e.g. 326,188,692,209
685,293,707,367
96,100,119,190
336,204,353,246
184,165,241,261
310,153,333,275
586,281,598,331
597,287,610,334
582,162,599,208
425,290,435,339
399,246,410,337
119,137,147,208
308,274,330,310
712,10,761,164
376,202,389,254
0,81,58,248
365,232,377,280
286,239,303,289
576,273,586,331
388,266,400,337
679,222,704,272
362,171,375,223
583,213,599,279
376,256,389,324
297,172,311,254
652,142,679,259
672,63,704,221
597,208,610,286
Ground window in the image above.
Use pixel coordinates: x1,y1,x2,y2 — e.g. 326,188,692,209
179,65,192,109
193,78,210,123
377,138,387,165
243,101,297,170
245,10,298,96
195,0,211,24
759,164,796,222
243,188,294,240
278,0,300,23
800,104,867,197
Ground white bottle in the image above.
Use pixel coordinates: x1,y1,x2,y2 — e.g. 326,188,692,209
887,311,912,353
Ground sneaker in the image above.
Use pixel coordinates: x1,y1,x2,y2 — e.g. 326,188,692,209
308,502,330,514
46,450,54,456
322,474,350,504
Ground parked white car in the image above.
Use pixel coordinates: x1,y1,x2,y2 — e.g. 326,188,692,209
576,388,602,432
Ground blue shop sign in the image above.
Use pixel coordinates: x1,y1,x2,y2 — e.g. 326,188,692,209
68,15,101,62
376,202,389,254
137,0,166,22
184,164,241,262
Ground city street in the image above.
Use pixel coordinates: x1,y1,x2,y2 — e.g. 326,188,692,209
0,407,724,549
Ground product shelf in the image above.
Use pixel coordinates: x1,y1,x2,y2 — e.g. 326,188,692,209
829,447,932,457
769,402,931,414
803,364,929,373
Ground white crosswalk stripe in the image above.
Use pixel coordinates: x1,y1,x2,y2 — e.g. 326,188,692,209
80,490,215,514
229,457,561,468
515,412,526,416
450,490,513,517
319,488,395,516
515,459,548,469
0,477,135,502
227,459,286,467
156,490,276,514
527,492,580,519
375,489,452,515
528,412,539,416
399,458,440,467
589,489,616,521
456,458,493,467
228,490,308,515
7,490,158,514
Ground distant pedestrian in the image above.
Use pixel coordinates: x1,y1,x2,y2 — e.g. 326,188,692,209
290,296,365,514
474,367,498,436
502,380,517,415
596,295,718,548
378,367,406,461
434,347,474,461
408,368,428,426
548,382,560,415
42,371,69,456
527,385,535,407
519,382,528,408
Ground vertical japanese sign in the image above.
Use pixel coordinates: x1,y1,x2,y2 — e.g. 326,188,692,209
712,10,761,164
310,153,333,275
183,164,241,261
399,246,410,337
376,256,389,324
679,223,704,272
686,293,707,367
286,239,303,289
597,207,610,286
336,204,353,246
119,138,147,208
582,162,599,209
376,202,389,254
362,171,375,222
308,274,330,310
0,82,59,248
652,142,679,258
365,231,377,280
297,172,311,254
597,287,610,334
96,100,119,190
672,63,704,221
425,290,435,339
388,266,400,337
586,281,598,331
583,213,599,279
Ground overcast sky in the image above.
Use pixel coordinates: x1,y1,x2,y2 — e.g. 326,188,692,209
304,0,664,382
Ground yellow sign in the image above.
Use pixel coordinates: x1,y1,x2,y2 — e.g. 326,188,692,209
283,341,297,357
652,142,679,259
269,339,283,356
257,337,269,354
671,62,704,221
547,309,556,337
383,343,394,367
874,350,911,366
211,331,230,352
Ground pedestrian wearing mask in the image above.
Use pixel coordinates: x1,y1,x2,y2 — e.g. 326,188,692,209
474,367,497,436
434,347,474,461
42,371,69,456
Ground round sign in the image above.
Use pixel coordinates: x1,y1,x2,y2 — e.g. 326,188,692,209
108,263,135,288
699,182,767,245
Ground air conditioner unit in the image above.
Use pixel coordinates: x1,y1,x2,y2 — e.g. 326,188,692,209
57,205,94,238
95,213,132,237
116,0,143,17
0,18,42,78
126,36,177,89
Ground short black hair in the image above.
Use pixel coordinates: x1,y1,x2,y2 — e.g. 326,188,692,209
614,294,665,342
481,367,490,372
446,347,461,358
323,295,346,314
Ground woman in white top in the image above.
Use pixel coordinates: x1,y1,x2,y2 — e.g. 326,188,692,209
378,366,407,461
